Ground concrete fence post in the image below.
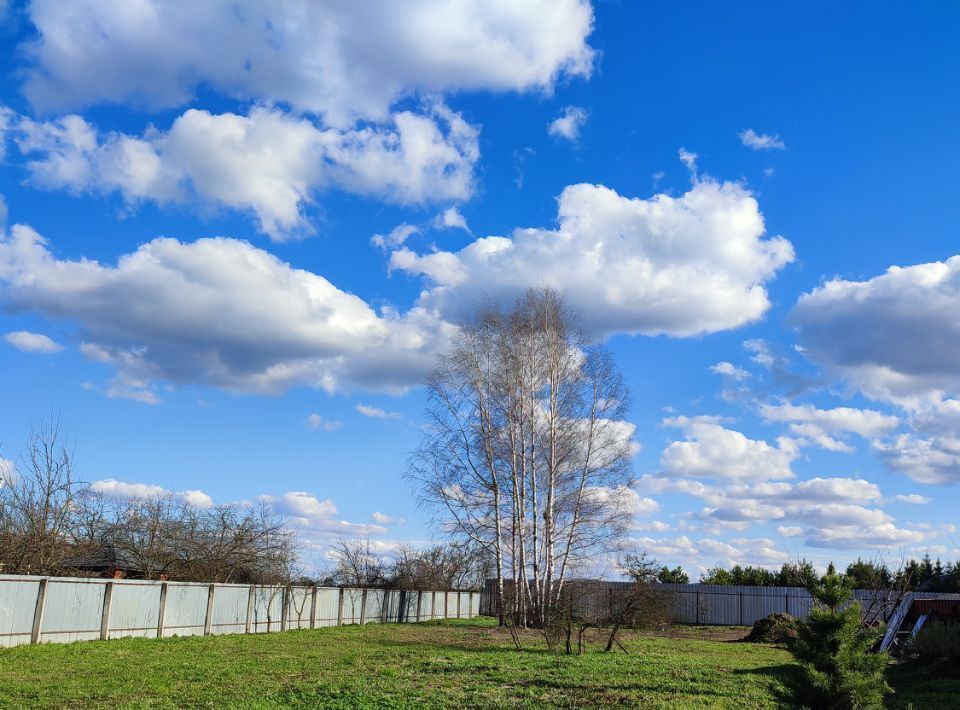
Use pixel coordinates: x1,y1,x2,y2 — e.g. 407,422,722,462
739,589,744,626
444,591,449,619
336,587,345,626
359,589,368,625
245,585,255,634
457,591,462,618
415,590,423,623
310,586,318,629
30,578,48,645
100,581,115,640
156,581,169,639
695,589,701,625
398,590,406,623
203,584,216,636
280,587,289,632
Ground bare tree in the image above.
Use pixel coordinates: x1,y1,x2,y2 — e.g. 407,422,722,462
328,536,387,586
0,416,78,574
389,542,492,590
409,288,635,629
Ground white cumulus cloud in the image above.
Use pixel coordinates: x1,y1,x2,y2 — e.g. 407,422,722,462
0,224,455,399
12,105,479,240
739,129,785,151
21,0,596,124
548,105,589,143
356,404,403,420
4,330,62,353
759,401,899,453
792,256,960,405
307,414,343,432
391,175,794,338
660,416,798,481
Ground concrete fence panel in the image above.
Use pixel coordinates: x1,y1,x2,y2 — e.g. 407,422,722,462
0,577,41,648
161,583,208,638
0,575,481,649
210,585,247,636
42,579,105,643
479,579,934,627
109,581,162,639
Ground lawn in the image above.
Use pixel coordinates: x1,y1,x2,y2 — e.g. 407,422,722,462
0,618,951,708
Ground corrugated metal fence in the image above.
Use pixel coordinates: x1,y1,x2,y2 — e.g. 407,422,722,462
480,580,936,627
0,575,481,648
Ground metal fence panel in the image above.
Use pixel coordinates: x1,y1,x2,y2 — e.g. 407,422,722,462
314,588,341,627
0,577,39,647
251,586,283,633
109,581,162,639
341,588,363,625
210,585,248,636
0,576,479,648
41,579,105,643
287,587,312,630
364,589,385,624
161,583,208,638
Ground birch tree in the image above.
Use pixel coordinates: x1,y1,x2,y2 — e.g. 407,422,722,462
409,288,635,628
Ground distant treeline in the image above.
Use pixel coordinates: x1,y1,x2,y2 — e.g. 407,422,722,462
656,556,960,592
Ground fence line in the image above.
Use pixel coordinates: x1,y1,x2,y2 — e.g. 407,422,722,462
479,580,952,627
0,575,481,648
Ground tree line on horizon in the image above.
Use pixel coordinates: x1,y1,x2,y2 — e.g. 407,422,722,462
656,556,960,593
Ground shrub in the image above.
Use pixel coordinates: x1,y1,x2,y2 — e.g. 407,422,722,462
745,613,797,644
904,621,960,673
788,566,890,709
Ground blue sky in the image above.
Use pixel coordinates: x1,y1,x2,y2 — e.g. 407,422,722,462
0,1,958,576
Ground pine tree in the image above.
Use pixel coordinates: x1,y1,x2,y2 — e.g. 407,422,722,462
788,565,890,709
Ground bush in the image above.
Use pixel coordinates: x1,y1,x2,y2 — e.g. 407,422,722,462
904,621,960,673
787,566,890,709
745,613,797,644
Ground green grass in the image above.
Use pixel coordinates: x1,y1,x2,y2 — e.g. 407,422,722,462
0,618,951,708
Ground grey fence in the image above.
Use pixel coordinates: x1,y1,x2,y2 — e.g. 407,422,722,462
480,580,940,627
0,575,481,648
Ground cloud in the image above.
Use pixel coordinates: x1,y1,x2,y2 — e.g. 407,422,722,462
894,494,930,505
633,534,789,569
586,485,660,519
90,478,213,507
739,129,785,151
710,361,749,380
792,256,960,405
307,414,343,432
372,511,405,525
873,398,960,484
0,107,12,161
260,491,389,537
660,416,798,481
433,206,470,233
372,224,419,250
356,404,403,420
0,224,454,399
547,105,588,143
640,472,926,551
804,523,927,549
391,174,794,338
21,0,596,124
12,105,479,240
759,401,899,453
3,330,62,353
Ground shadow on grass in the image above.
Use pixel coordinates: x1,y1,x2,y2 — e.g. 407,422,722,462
732,663,803,708
885,660,960,708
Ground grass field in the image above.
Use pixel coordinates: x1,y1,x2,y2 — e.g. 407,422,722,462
0,618,953,708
